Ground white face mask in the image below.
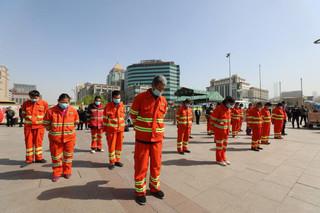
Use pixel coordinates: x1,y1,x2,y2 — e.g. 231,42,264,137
226,103,233,109
152,89,162,97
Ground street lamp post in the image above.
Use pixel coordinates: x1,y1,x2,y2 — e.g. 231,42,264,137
259,64,262,101
226,53,232,97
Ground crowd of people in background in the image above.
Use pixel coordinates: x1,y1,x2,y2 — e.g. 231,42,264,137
287,105,309,128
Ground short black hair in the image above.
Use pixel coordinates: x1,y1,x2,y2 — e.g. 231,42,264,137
222,96,235,105
29,90,40,97
184,98,191,104
277,103,283,107
58,93,71,101
239,103,244,107
112,90,121,97
264,102,272,107
94,96,102,101
256,102,263,107
248,103,253,107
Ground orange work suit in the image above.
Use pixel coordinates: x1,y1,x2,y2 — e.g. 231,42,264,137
239,108,244,130
88,103,104,150
231,107,241,137
210,104,231,162
261,107,271,144
249,107,263,149
44,105,79,177
130,89,167,196
21,100,48,163
103,102,125,164
176,105,192,152
272,107,284,139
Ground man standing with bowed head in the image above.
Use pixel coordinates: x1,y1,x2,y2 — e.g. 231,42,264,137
103,90,125,170
130,75,168,205
21,90,48,164
210,96,235,166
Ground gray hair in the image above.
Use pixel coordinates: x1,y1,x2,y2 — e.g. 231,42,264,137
152,75,167,86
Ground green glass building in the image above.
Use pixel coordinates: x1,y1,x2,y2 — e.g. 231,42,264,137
125,60,180,103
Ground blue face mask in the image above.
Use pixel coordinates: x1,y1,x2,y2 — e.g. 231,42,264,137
152,89,162,97
113,98,121,104
59,103,69,109
95,101,101,106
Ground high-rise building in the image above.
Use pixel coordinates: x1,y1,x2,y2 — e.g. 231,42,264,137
125,60,180,103
11,83,37,105
0,65,9,101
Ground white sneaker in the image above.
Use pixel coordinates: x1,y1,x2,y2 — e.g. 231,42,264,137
225,160,231,165
90,149,96,154
217,161,227,166
100,149,104,152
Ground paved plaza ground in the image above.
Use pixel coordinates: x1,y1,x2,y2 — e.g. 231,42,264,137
1,123,320,213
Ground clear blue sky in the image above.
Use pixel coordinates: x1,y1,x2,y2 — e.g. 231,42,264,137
1,0,319,104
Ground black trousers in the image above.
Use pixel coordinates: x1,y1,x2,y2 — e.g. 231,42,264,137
300,116,307,126
282,120,287,135
292,117,300,128
195,115,200,125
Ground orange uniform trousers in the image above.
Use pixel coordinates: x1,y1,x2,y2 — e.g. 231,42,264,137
106,131,124,164
24,127,45,163
177,125,191,152
251,127,262,149
207,119,213,134
261,123,271,144
231,119,241,137
273,121,283,139
134,141,162,196
215,134,228,162
91,128,103,150
50,140,74,177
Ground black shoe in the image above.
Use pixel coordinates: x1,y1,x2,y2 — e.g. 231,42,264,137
251,148,259,152
135,196,146,205
184,150,191,153
178,152,185,155
151,190,165,199
35,159,47,163
115,162,123,167
189,136,193,139
258,147,263,150
108,164,115,170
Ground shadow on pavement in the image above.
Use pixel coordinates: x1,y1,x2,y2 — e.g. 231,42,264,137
42,160,107,168
0,158,25,166
164,136,177,140
189,141,212,144
210,147,251,152
162,159,216,166
37,180,134,201
228,142,252,145
0,169,51,180
162,150,178,154
123,142,135,145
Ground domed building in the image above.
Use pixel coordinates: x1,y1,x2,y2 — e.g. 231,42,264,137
107,63,125,87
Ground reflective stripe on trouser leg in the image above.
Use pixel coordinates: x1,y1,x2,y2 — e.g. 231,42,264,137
91,129,98,149
215,139,224,162
34,128,45,160
96,128,103,149
183,127,190,151
134,142,150,196
149,142,162,193
24,127,35,162
115,131,123,162
177,126,184,152
50,141,63,177
62,140,75,175
107,132,118,164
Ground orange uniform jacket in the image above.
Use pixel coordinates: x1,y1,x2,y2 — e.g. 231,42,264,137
130,89,167,142
22,100,49,128
44,106,79,143
176,105,192,127
103,102,125,133
261,108,271,126
271,107,284,124
210,104,231,138
248,108,262,129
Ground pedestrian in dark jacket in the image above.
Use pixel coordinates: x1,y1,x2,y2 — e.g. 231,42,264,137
291,106,301,128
